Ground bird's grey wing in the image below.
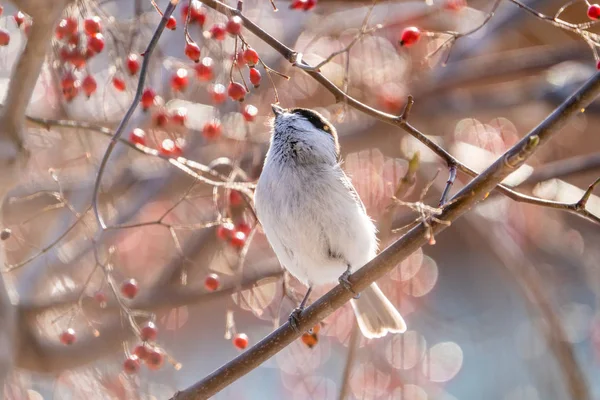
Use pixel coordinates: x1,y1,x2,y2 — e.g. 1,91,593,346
336,167,367,214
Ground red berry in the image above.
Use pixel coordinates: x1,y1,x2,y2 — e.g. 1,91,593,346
82,75,97,97
171,68,189,92
68,51,86,69
112,76,126,91
589,4,600,20
13,12,25,28
242,104,258,122
133,344,149,360
400,27,421,47
123,355,140,374
190,2,206,25
597,60,600,70
93,290,107,307
243,48,259,66
68,34,80,46
195,57,214,81
249,67,261,88
226,16,243,35
0,29,10,46
160,139,183,157
140,321,158,341
121,278,139,299
444,0,467,11
233,50,246,68
171,108,187,126
0,5,3,17
141,88,156,111
230,231,247,249
204,273,220,291
129,128,146,145
146,348,165,370
84,16,102,35
209,84,227,104
202,119,222,139
210,23,226,40
61,74,79,102
216,222,235,240
61,72,76,90
126,53,141,75
233,333,249,350
87,33,105,53
290,0,307,9
304,0,317,10
167,16,177,30
60,17,78,37
228,82,247,102
154,109,169,127
60,328,76,345
185,41,201,62
229,190,244,206
236,222,252,235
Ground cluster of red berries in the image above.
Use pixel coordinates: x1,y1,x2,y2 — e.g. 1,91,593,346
0,9,34,46
124,322,167,373
290,0,317,11
217,217,252,250
0,6,10,46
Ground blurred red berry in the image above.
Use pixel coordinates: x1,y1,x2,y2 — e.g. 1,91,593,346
242,48,259,66
216,222,235,240
171,108,187,126
167,16,177,30
400,27,421,47
290,0,307,10
210,23,226,40
126,54,141,75
121,278,139,299
0,29,10,46
82,75,97,97
242,104,258,122
13,12,25,27
202,119,222,139
589,4,600,19
140,321,158,342
249,67,261,88
60,328,76,345
171,68,189,92
129,128,146,145
229,190,244,206
123,355,140,374
195,57,214,81
210,83,227,104
185,41,201,62
304,0,317,10
444,0,467,11
228,82,247,102
133,344,149,360
0,5,3,17
87,33,105,53
112,76,126,91
230,231,247,249
236,222,252,235
141,88,156,111
93,290,107,307
160,138,183,157
84,16,102,35
204,273,220,291
146,348,165,370
233,333,249,349
226,16,243,35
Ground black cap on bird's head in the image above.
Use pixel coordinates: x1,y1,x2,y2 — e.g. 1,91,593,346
271,104,339,155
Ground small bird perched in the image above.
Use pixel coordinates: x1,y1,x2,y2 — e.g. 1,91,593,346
254,105,406,338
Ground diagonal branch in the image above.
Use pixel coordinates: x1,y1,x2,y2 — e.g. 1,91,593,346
170,41,600,398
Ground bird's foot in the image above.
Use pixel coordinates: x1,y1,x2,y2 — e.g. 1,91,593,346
338,270,360,299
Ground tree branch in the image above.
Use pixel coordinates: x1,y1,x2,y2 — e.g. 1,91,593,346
170,39,600,399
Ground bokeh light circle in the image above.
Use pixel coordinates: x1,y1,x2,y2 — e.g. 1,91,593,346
421,342,463,383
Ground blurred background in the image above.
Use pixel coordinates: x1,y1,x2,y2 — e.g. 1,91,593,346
1,0,600,399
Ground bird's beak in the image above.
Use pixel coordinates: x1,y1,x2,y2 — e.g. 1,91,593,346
271,104,284,116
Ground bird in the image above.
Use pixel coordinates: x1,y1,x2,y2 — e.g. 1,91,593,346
253,104,406,338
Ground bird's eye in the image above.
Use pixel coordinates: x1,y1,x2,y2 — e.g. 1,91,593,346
323,125,330,132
